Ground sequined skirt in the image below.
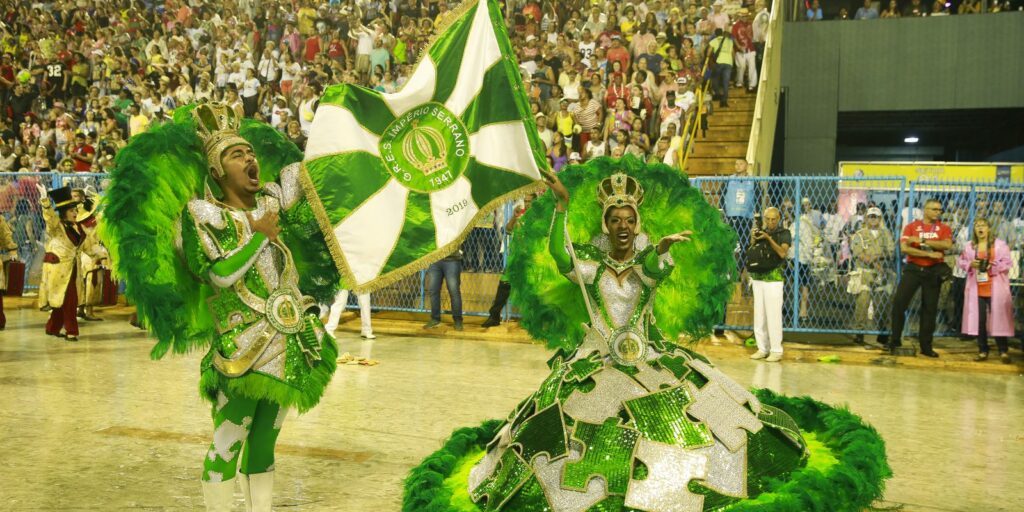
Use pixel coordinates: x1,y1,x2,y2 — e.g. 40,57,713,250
198,313,338,413
464,345,807,511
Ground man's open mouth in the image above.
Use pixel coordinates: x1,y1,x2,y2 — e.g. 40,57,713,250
616,231,630,243
246,164,259,185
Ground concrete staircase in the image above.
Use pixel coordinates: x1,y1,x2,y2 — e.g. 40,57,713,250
684,87,755,176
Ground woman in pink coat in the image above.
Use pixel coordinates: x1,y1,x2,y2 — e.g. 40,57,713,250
957,218,1014,363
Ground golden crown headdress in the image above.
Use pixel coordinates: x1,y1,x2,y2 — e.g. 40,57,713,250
597,172,645,234
191,102,251,179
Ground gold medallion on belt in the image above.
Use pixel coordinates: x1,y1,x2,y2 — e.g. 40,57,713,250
265,286,305,334
608,326,648,367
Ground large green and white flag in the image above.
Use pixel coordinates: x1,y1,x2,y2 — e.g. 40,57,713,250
300,0,546,292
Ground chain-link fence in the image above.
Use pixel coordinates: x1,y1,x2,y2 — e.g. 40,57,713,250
7,172,1020,331
692,176,907,336
905,180,1024,339
692,175,1024,339
1,172,109,291
1,171,518,318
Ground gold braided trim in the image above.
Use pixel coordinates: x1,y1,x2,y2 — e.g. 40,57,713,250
212,328,276,378
409,0,482,73
298,161,354,287
301,0,546,293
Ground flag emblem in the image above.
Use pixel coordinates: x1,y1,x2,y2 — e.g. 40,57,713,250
380,102,471,193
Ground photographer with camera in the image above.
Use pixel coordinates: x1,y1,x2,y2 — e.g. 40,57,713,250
957,217,1015,364
747,207,792,362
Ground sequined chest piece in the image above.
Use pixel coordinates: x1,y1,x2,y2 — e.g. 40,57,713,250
582,253,656,366
197,195,320,377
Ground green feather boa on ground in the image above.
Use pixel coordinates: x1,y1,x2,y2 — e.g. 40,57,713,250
402,390,891,512
507,155,736,351
100,106,340,360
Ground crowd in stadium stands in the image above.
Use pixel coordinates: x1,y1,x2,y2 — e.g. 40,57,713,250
0,0,1018,180
807,0,1022,20
0,0,781,184
0,1,1019,346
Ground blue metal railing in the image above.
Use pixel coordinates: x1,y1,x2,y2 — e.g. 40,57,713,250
690,175,1024,338
6,172,1021,335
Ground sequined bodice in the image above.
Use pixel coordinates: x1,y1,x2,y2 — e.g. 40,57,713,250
596,266,644,329
572,251,658,341
187,190,297,301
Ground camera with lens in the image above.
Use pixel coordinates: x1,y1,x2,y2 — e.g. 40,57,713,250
976,258,989,273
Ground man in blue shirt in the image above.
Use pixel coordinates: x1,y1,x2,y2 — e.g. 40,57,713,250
807,0,824,20
723,159,758,270
855,0,880,19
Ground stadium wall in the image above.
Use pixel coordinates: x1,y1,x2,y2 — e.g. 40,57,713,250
780,12,1024,174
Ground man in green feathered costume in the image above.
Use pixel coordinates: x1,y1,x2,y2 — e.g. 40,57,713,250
184,102,339,511
103,102,339,512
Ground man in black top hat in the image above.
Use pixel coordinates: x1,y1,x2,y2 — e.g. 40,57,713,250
37,186,103,341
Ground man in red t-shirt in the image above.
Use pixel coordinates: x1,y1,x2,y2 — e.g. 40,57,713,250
70,132,95,172
889,199,953,357
327,30,349,67
606,36,631,78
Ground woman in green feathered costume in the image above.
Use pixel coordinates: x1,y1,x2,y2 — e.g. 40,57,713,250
403,156,891,512
100,103,342,512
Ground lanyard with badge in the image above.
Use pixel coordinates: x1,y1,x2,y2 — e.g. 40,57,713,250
976,247,990,283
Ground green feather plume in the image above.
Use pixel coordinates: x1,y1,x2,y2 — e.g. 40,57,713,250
99,105,340,360
507,155,736,351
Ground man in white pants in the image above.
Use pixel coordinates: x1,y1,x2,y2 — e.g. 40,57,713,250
323,290,375,339
748,207,791,362
732,8,758,92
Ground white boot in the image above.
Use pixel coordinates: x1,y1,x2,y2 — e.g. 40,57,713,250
357,293,375,339
239,474,252,512
202,479,236,512
242,471,275,512
324,289,350,332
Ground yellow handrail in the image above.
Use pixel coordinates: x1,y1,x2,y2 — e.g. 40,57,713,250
678,2,783,176
745,1,783,176
677,43,716,174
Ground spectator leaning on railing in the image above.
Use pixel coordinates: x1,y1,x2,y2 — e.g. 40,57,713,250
723,159,757,270
855,0,881,19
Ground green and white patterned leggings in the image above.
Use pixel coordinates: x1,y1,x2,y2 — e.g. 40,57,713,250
201,388,287,482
